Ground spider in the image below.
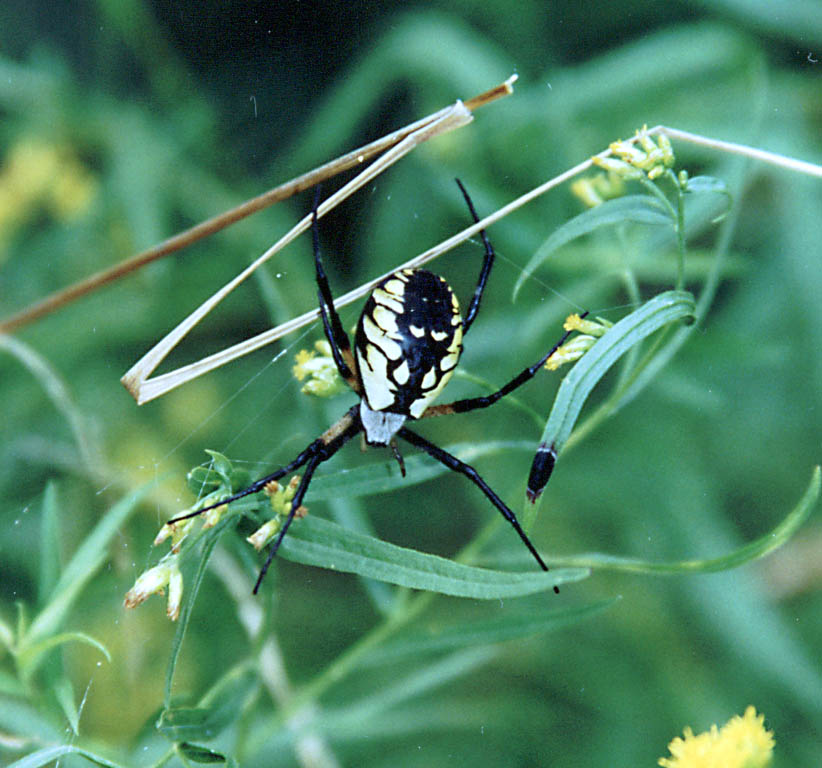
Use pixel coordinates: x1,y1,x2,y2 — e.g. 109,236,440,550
172,180,577,593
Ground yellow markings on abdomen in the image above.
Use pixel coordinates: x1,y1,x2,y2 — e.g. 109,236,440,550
355,269,464,418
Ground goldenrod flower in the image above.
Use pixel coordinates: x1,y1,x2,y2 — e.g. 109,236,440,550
0,139,97,250
266,476,299,514
591,155,644,179
544,314,612,370
293,340,347,397
544,335,597,370
571,177,605,207
563,313,611,337
659,706,774,768
247,517,283,551
201,502,229,530
593,126,676,182
247,476,307,549
124,556,184,621
571,172,626,207
166,567,184,621
153,515,197,552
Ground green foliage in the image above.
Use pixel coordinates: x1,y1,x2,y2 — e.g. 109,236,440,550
1,2,821,767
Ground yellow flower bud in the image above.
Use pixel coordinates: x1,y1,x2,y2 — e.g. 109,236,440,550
247,518,282,551
570,178,605,208
124,557,183,620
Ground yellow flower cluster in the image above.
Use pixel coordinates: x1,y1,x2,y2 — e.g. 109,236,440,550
123,555,184,621
592,126,675,181
659,706,774,768
293,340,347,397
0,138,97,255
246,477,307,550
570,172,626,208
544,313,612,371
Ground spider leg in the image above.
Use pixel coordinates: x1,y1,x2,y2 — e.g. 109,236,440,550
169,407,361,525
455,178,496,336
253,453,322,593
169,443,322,524
311,192,358,389
420,314,587,418
252,409,363,591
398,426,558,592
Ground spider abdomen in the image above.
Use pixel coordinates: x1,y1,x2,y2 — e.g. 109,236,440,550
355,268,463,419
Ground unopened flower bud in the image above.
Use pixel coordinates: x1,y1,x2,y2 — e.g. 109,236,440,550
124,557,183,621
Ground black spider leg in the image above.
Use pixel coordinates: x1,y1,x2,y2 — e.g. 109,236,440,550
455,178,495,335
252,412,362,592
428,313,589,417
312,191,357,387
389,439,406,477
252,454,321,593
398,427,558,593
169,444,325,525
169,406,361,525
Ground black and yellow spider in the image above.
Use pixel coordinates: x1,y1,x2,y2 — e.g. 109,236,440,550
173,180,576,593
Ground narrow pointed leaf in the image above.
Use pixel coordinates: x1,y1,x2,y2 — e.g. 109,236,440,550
53,676,78,736
7,745,124,768
18,632,110,680
25,484,153,649
38,483,60,606
513,195,675,299
164,516,238,707
278,516,588,598
365,597,619,664
538,290,696,457
308,440,533,499
551,466,820,575
159,664,256,741
177,743,228,764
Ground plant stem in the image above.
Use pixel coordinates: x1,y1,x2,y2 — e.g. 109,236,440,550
671,171,687,290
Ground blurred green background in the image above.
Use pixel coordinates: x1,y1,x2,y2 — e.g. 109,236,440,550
1,1,821,766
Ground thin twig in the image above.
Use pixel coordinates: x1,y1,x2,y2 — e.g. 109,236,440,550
122,100,474,402
123,119,821,403
0,76,517,335
656,125,822,177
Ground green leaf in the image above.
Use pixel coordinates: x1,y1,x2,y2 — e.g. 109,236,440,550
538,290,696,456
684,175,732,222
328,495,397,616
158,708,219,742
550,466,820,575
37,483,60,607
321,647,498,731
0,695,61,742
6,744,125,768
0,613,13,653
0,335,98,473
53,676,78,735
159,664,256,742
23,484,152,652
203,450,234,488
177,743,228,764
187,465,223,494
279,516,588,598
309,440,534,500
513,195,675,300
164,516,239,708
684,175,729,195
365,597,619,664
188,454,249,496
17,632,110,681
